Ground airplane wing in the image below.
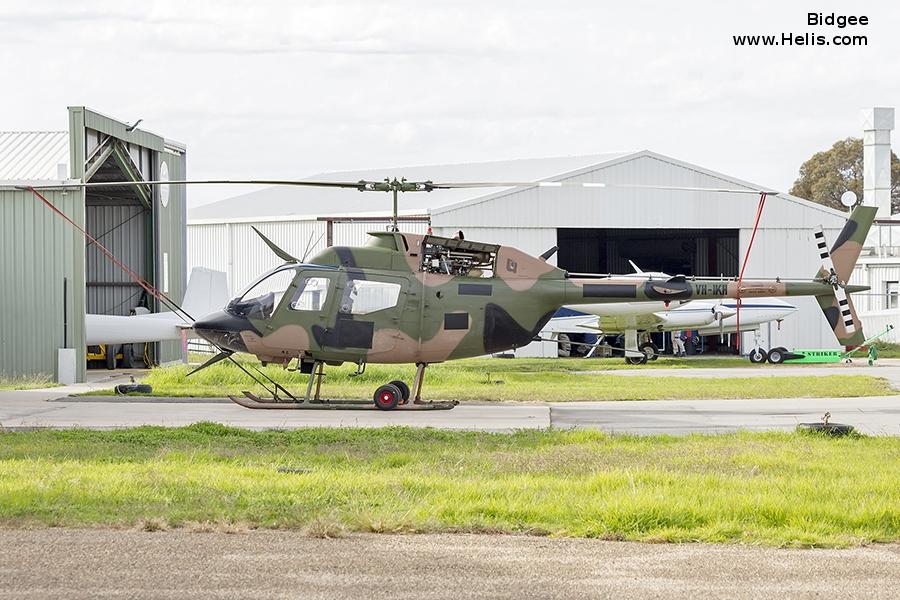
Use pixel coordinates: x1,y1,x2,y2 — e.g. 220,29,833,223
542,314,600,334
543,312,664,334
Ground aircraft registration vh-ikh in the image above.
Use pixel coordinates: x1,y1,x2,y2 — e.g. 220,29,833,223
24,177,875,411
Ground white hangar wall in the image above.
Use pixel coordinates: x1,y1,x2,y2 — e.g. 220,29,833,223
433,152,850,352
188,218,429,297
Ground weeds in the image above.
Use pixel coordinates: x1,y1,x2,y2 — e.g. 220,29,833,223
1,425,899,547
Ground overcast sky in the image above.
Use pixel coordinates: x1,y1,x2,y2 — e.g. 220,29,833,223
2,0,898,208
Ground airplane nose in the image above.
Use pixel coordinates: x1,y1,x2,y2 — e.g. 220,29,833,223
193,310,252,353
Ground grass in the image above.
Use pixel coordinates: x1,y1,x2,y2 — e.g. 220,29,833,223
0,374,57,390
1,424,899,547
97,358,897,401
871,342,900,359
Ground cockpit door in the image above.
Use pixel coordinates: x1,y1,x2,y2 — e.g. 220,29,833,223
323,273,409,352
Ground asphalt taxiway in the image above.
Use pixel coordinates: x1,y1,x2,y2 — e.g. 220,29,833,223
1,366,899,434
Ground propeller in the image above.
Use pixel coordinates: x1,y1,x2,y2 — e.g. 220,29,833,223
814,225,856,334
711,303,735,342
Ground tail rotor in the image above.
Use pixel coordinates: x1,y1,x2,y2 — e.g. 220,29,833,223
814,226,856,335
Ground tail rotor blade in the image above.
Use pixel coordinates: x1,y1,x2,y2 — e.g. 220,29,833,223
814,226,839,281
833,285,856,335
814,225,856,335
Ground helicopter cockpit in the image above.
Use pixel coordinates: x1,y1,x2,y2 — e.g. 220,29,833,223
226,265,333,320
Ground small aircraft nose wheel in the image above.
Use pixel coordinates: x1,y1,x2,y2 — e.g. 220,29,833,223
373,383,403,410
625,355,647,366
748,348,768,364
388,380,411,403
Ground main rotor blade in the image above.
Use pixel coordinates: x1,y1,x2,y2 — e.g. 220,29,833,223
427,181,780,194
24,179,378,190
24,179,781,195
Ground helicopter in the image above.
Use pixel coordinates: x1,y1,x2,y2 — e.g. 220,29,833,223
25,178,876,411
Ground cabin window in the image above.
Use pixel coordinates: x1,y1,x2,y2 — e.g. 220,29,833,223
290,276,331,311
339,279,402,315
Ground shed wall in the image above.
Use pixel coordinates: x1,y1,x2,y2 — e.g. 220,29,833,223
0,187,85,380
155,146,188,363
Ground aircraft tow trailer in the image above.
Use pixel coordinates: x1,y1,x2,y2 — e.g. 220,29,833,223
765,325,895,365
219,359,458,411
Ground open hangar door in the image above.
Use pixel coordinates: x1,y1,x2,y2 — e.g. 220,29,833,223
71,107,187,369
556,228,740,355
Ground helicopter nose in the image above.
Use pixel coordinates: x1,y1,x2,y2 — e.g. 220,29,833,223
193,310,251,353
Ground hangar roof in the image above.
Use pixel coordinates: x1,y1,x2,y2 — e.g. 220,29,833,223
187,153,634,221
432,150,848,221
0,131,69,182
189,150,846,223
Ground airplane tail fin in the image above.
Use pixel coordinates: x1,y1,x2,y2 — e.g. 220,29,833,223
813,205,877,346
182,267,230,320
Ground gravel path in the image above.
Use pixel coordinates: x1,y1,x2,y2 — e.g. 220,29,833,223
1,529,898,599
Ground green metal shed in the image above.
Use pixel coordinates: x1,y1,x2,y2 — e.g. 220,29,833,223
0,107,187,383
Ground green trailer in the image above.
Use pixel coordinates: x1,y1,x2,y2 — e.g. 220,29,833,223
766,325,895,365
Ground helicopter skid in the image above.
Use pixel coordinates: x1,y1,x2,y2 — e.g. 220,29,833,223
230,392,458,411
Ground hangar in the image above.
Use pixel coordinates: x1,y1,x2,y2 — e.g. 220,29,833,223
188,150,853,353
0,107,187,383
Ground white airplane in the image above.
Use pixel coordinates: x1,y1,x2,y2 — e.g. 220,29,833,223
542,262,798,364
86,267,229,354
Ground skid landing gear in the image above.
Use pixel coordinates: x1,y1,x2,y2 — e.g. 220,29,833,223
228,360,458,411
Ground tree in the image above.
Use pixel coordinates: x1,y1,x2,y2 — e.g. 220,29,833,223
790,137,900,213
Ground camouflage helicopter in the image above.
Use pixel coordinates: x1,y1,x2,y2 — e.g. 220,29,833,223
27,178,875,411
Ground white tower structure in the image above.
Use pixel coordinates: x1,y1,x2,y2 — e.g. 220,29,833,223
862,107,895,219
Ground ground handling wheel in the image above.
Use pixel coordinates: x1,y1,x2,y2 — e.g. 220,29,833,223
767,347,786,364
373,383,403,411
389,380,411,403
639,342,659,361
625,354,647,366
748,348,768,364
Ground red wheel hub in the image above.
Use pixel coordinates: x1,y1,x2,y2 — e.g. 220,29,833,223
379,391,394,405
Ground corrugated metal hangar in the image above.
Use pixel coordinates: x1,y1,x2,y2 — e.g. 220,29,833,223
188,150,852,353
0,107,186,382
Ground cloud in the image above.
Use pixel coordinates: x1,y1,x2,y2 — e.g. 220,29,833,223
1,0,898,207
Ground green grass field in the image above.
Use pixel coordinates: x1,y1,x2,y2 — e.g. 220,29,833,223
109,358,897,401
0,375,57,390
2,425,899,547
872,342,900,359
